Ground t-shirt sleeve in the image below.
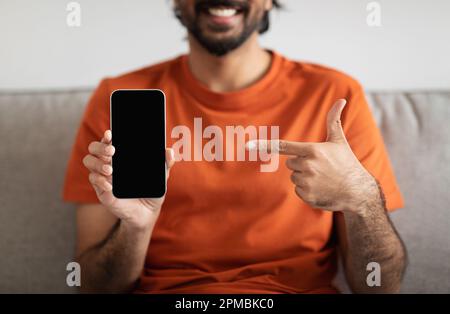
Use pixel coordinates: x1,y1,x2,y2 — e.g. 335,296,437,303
62,79,111,203
341,85,404,211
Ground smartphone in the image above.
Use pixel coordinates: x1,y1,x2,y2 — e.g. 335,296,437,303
110,89,166,198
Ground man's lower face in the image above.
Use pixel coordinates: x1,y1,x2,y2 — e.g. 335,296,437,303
178,0,266,56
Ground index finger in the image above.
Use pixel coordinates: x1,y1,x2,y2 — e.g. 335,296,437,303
246,139,313,156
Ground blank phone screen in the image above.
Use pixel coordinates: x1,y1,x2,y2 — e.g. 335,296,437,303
111,89,166,198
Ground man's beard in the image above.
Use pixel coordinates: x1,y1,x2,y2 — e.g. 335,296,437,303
177,0,266,56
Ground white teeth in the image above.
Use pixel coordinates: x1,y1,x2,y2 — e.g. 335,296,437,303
208,8,237,17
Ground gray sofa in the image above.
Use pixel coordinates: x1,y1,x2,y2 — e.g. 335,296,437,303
0,89,449,293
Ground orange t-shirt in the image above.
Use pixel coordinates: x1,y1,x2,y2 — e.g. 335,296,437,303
63,51,403,294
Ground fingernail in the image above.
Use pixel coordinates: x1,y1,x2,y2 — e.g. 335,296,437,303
245,140,280,152
246,140,274,151
271,140,281,153
245,140,258,151
338,99,347,108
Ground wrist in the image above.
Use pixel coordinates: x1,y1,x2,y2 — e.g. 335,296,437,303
120,211,159,234
121,218,155,234
344,174,380,218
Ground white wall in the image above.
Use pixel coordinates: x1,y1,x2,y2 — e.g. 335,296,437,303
1,0,449,90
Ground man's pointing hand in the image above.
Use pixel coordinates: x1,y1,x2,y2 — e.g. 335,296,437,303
247,99,379,215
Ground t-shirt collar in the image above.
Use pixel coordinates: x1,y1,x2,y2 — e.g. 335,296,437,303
177,50,284,110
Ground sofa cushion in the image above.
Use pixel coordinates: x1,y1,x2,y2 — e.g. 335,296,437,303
0,90,90,293
367,92,450,293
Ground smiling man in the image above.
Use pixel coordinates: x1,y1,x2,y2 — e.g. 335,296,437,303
63,0,406,293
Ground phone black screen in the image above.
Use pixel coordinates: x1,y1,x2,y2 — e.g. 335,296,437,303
111,89,166,198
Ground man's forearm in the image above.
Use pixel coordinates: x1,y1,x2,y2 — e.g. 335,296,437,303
76,219,155,293
343,182,406,293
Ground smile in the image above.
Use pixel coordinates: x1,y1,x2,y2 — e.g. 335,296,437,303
208,7,238,17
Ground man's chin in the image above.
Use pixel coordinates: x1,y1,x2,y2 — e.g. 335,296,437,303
193,38,241,57
200,25,247,42
190,21,256,56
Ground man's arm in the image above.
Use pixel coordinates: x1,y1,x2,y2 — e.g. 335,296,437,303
335,181,406,293
74,130,175,293
250,99,407,293
75,204,156,293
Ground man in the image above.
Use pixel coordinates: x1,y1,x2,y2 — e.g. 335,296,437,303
63,0,406,293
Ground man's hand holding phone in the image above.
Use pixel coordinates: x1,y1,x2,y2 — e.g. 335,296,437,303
83,130,175,230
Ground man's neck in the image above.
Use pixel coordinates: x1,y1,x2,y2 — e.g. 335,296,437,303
187,33,272,93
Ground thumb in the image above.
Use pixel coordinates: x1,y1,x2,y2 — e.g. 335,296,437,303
166,148,175,169
326,99,347,143
165,148,175,179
